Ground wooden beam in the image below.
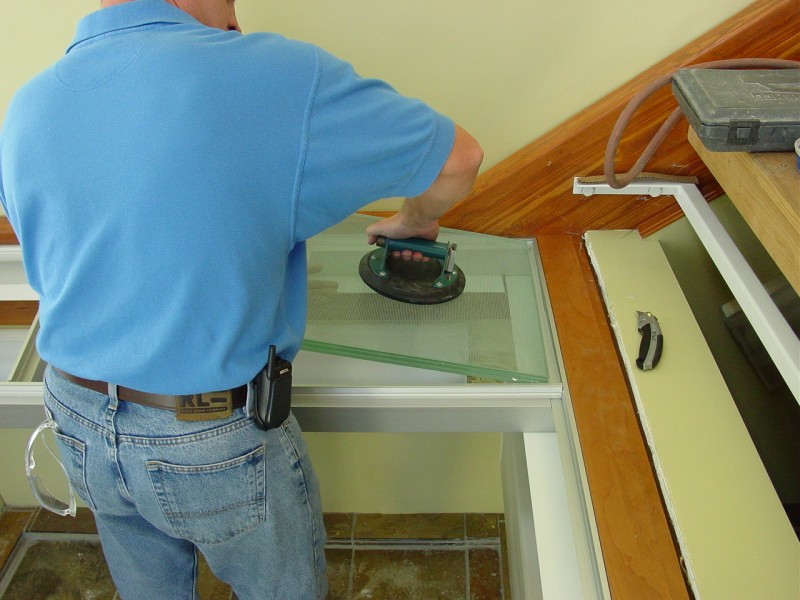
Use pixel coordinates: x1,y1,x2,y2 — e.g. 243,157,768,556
0,301,38,326
688,128,800,295
0,217,18,245
441,0,800,238
538,235,689,599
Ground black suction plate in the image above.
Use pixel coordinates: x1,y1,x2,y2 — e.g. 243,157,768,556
358,249,466,304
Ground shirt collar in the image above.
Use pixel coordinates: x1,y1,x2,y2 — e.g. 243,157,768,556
68,0,198,53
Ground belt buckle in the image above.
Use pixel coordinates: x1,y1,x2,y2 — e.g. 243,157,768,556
175,390,234,421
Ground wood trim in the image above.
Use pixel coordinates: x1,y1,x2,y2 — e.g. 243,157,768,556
0,218,18,245
538,235,689,599
0,301,38,326
440,0,800,238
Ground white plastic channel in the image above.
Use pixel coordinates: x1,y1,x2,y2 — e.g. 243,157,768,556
573,178,800,402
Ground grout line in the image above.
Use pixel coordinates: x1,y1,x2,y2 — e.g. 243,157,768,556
464,551,471,599
0,509,33,574
0,535,34,598
0,510,35,596
325,538,501,551
22,507,40,533
24,508,37,534
347,512,355,600
327,542,474,552
498,515,508,600
15,532,502,550
464,514,471,600
346,544,355,600
23,532,100,542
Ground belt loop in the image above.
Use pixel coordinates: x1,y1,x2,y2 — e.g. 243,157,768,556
245,380,255,418
107,382,119,408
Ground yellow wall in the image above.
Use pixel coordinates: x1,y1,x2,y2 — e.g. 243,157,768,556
1,0,753,169
0,0,754,511
0,427,504,512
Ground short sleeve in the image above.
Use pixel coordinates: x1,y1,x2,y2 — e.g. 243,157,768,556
293,47,455,242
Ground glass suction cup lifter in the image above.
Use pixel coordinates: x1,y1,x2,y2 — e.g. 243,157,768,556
358,236,466,304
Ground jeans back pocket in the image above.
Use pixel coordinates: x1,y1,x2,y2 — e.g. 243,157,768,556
52,431,97,511
146,445,266,545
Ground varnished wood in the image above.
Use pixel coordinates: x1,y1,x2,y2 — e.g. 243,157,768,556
0,301,38,326
538,235,689,600
440,0,800,238
688,128,800,295
0,218,18,245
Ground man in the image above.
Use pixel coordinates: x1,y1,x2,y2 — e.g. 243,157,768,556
0,0,482,598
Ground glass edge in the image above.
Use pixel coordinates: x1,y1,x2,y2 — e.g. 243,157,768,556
300,339,549,384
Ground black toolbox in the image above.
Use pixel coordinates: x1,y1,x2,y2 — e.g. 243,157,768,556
672,68,800,152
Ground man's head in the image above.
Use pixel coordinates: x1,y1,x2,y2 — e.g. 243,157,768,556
102,0,241,32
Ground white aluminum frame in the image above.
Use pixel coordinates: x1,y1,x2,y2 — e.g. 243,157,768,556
0,237,612,599
573,177,800,402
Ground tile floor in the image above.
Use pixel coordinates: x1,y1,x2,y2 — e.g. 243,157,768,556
0,508,511,599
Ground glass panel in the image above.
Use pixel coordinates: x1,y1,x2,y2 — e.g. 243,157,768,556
305,215,559,384
0,216,561,386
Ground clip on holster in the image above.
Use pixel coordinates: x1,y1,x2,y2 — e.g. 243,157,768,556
252,345,292,430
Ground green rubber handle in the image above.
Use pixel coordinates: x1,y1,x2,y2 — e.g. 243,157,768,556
376,236,449,260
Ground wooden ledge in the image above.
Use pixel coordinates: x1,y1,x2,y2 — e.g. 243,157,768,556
538,234,689,599
688,128,800,295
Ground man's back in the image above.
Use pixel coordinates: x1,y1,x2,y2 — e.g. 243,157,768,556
0,1,454,393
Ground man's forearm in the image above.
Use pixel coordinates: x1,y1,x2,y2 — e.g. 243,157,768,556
366,124,483,243
400,124,483,225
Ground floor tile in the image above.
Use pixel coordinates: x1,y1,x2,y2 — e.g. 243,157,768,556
498,519,511,596
196,551,232,600
351,548,466,599
465,514,500,539
2,539,116,600
1,512,511,599
27,507,97,535
0,511,32,570
326,548,352,600
325,513,354,540
468,548,502,600
354,513,465,540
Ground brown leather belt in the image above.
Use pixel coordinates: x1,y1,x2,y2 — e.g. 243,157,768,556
54,368,247,420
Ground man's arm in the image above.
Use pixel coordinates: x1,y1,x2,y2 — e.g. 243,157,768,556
365,124,483,244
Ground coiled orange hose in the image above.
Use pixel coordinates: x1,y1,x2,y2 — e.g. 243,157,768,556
604,58,800,188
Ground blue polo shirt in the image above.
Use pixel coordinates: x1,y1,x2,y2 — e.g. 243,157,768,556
0,0,454,393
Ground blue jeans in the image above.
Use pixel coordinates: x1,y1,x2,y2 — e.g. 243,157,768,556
41,365,327,600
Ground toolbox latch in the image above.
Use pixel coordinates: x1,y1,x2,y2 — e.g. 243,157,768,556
727,120,761,146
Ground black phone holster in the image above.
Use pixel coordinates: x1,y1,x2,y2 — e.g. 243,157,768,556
251,345,292,430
